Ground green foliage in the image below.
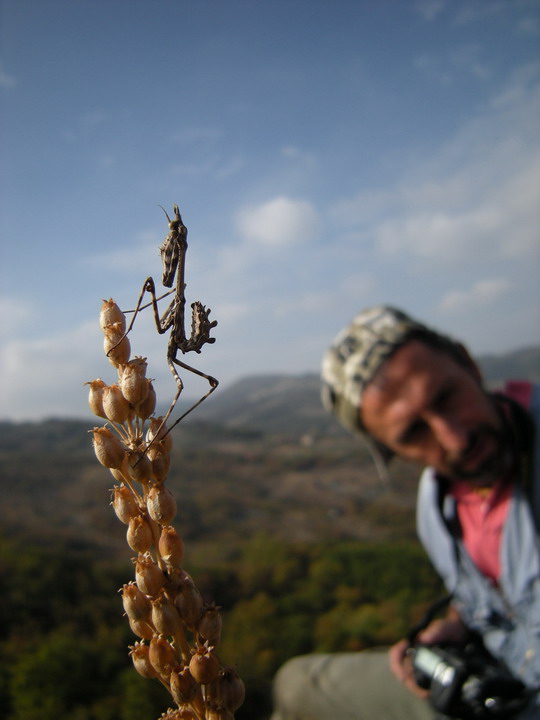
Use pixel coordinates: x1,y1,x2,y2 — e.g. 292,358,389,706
0,530,443,720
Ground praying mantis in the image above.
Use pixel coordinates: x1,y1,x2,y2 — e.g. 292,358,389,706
111,204,218,441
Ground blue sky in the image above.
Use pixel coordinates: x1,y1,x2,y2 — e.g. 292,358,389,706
1,0,539,421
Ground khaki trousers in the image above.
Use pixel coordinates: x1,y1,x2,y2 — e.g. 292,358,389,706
269,650,435,720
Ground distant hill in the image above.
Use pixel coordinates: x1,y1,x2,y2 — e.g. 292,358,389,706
195,373,337,437
476,345,540,386
0,344,538,565
195,345,540,435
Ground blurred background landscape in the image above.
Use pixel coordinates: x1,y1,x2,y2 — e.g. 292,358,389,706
1,346,538,719
1,0,539,717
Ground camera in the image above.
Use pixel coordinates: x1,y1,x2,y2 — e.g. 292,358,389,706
410,641,530,719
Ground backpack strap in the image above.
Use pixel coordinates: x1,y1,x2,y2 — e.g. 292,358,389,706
494,387,538,533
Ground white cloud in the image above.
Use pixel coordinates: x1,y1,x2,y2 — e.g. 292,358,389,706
236,196,320,248
439,278,511,313
332,68,540,270
0,320,102,420
0,296,33,340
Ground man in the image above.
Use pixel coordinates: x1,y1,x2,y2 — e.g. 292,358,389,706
270,306,540,720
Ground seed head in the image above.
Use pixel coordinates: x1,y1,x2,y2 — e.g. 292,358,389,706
205,705,235,720
147,485,177,525
100,299,126,333
127,515,154,553
149,635,178,678
120,357,149,405
103,322,131,366
148,442,171,483
151,592,183,637
126,449,153,485
111,484,141,524
158,526,184,569
160,708,197,720
147,417,173,452
134,553,166,596
137,380,157,420
208,666,245,712
189,642,220,685
102,384,131,424
197,603,222,647
129,641,159,679
175,575,203,628
121,581,152,622
169,666,197,704
91,427,126,469
128,616,155,640
86,378,107,418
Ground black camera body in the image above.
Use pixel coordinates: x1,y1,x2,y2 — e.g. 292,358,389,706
410,641,529,719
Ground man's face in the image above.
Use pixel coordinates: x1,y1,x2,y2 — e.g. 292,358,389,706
361,340,509,483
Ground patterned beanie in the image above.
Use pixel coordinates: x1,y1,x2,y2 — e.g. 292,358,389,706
321,306,455,475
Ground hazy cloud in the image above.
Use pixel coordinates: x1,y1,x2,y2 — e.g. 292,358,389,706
236,196,320,248
0,296,33,340
332,68,540,269
439,278,511,313
1,320,102,420
84,232,160,273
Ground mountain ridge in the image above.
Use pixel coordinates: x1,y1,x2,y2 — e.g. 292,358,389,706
193,344,540,435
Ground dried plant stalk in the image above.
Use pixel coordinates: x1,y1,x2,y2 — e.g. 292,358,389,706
86,299,244,720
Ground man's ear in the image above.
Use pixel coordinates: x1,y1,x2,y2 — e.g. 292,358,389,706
455,342,483,384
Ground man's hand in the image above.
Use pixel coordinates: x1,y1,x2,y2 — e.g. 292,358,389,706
388,608,469,699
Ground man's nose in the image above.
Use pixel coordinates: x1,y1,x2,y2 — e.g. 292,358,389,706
429,414,468,455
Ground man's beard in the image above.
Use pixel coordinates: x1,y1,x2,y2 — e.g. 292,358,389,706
446,426,513,484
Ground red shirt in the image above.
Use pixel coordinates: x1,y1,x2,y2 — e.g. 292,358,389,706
449,380,532,583
451,476,513,583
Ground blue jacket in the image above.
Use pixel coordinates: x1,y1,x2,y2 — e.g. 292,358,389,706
417,385,540,692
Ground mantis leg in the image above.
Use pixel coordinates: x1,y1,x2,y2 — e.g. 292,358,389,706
148,342,218,446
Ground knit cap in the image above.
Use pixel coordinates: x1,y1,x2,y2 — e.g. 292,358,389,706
321,306,450,476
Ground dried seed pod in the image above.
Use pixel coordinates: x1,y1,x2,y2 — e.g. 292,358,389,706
149,635,178,677
208,666,245,712
128,616,155,640
151,592,183,637
197,603,222,647
86,378,107,418
158,526,184,569
137,380,156,420
103,322,131,366
121,581,152,622
205,705,234,720
148,442,171,483
129,641,159,679
100,298,126,333
111,484,141,524
147,484,177,525
147,417,173,452
134,553,166,596
120,356,149,405
189,642,220,685
127,449,153,485
102,384,131,424
170,666,197,704
127,515,154,553
91,427,126,469
175,575,203,627
160,709,196,720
